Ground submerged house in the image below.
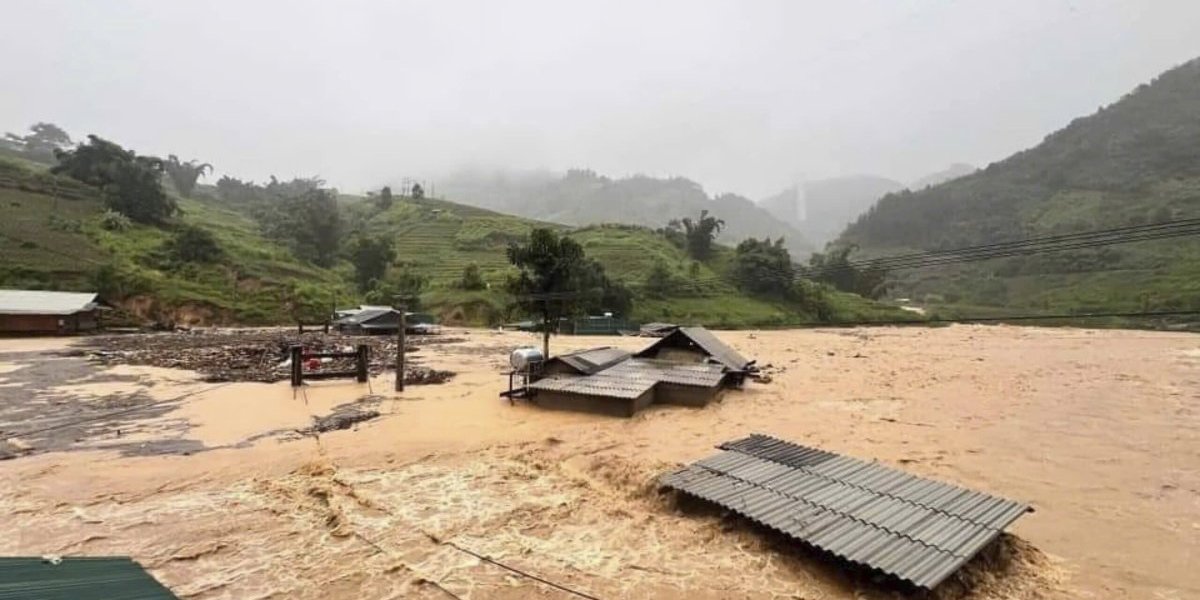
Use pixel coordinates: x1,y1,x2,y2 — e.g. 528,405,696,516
0,290,102,335
333,307,400,335
522,328,753,417
333,306,438,335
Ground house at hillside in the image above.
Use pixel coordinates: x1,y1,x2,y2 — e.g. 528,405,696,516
333,306,438,335
518,328,754,417
0,289,102,335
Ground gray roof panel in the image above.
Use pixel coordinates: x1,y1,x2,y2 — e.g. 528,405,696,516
0,290,97,315
663,434,1033,589
0,557,178,599
553,346,633,375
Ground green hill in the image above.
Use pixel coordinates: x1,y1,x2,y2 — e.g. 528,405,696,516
0,158,352,324
837,57,1200,316
1,155,904,328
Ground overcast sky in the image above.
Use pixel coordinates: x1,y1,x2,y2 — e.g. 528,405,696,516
3,1,1198,197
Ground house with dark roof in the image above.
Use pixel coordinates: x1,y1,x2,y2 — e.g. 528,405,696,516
333,307,400,334
0,290,102,335
635,326,755,383
521,327,752,417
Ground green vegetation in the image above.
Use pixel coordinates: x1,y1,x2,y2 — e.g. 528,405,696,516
53,135,177,224
0,157,351,324
347,233,396,291
1,125,907,328
836,58,1200,322
163,155,212,198
506,228,630,354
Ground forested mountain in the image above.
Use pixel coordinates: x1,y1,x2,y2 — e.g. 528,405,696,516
759,176,904,248
437,169,815,257
838,57,1200,313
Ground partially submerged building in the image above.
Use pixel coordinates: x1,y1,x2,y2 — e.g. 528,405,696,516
333,306,438,335
517,327,753,417
0,289,101,335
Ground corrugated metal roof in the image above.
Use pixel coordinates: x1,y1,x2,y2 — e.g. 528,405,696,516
0,290,97,315
334,308,397,326
603,358,726,388
0,557,178,599
636,326,751,371
552,347,632,375
661,434,1032,589
527,373,655,399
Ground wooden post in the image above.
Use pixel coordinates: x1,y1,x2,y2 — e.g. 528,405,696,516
355,344,369,383
290,345,303,387
399,310,407,392
394,302,407,392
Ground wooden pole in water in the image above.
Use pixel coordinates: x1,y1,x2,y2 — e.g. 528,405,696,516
394,298,408,392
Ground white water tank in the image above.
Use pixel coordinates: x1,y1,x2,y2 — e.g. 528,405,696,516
510,347,544,371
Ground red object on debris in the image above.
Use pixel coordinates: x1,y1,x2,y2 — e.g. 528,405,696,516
306,357,321,370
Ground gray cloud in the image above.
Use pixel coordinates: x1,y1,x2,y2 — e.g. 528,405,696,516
3,0,1198,197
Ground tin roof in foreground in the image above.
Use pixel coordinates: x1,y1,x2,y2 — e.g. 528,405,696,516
0,290,98,316
0,557,178,600
660,434,1033,589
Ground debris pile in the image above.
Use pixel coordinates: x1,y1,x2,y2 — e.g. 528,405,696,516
81,330,463,384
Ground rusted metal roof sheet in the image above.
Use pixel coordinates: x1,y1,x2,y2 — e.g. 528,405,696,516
552,346,633,375
660,434,1032,589
604,358,726,388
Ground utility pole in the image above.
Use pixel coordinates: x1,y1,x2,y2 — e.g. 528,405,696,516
393,295,412,392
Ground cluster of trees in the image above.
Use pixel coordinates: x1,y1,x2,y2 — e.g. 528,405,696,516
506,228,631,355
52,135,178,224
216,176,343,267
802,245,888,299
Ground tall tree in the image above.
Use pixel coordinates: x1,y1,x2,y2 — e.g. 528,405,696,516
378,185,393,209
411,183,425,200
348,234,396,291
164,155,212,197
52,135,176,224
675,209,724,260
506,228,613,357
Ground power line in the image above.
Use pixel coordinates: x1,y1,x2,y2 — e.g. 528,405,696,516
802,218,1200,277
798,309,1200,328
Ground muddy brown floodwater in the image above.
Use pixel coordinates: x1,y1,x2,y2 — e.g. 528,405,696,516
0,326,1196,599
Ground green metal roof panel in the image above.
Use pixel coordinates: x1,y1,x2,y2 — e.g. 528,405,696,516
0,557,178,600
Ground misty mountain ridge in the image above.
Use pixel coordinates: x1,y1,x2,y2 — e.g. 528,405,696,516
838,56,1200,311
435,168,815,257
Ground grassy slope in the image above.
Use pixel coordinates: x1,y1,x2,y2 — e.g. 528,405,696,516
353,199,907,326
3,157,905,327
0,158,353,324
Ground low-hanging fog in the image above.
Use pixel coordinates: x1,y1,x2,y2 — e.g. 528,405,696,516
3,0,1198,197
